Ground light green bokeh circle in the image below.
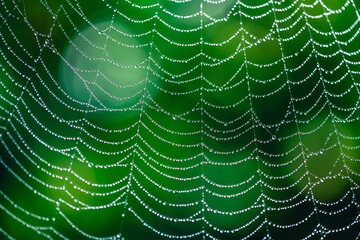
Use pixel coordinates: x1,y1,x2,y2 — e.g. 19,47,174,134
60,20,149,110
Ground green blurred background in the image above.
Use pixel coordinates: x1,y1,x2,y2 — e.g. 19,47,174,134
1,0,360,239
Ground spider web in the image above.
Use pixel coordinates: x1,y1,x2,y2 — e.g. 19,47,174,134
0,0,360,239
